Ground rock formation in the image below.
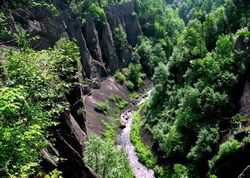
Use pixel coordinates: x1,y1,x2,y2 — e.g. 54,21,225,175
0,1,142,177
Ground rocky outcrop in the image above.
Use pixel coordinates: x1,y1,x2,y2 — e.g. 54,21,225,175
100,23,120,73
237,34,250,126
83,77,132,135
2,6,65,49
0,1,143,177
0,1,142,78
106,3,143,46
84,17,106,77
61,11,94,78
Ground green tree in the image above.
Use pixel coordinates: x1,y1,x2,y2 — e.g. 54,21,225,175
84,134,133,178
0,36,80,176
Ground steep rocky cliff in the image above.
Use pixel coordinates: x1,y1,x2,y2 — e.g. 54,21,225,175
0,1,142,177
1,1,142,78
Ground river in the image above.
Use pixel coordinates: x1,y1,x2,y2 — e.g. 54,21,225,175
117,91,154,178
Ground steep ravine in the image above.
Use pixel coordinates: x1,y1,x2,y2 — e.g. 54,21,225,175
117,91,154,178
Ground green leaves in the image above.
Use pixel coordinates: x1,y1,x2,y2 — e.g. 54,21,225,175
209,139,241,169
145,27,246,178
0,36,80,176
0,86,27,118
84,134,134,178
187,127,219,161
131,102,156,168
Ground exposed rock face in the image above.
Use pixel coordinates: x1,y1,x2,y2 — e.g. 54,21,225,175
0,1,142,78
106,3,143,46
238,35,250,125
100,23,120,73
84,17,106,77
2,6,65,49
61,11,94,78
0,1,143,177
83,77,131,136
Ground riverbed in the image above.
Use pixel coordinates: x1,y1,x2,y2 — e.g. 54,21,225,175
117,91,154,178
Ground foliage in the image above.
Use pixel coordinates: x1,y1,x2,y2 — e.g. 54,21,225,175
203,7,228,51
145,34,245,177
231,114,247,132
0,36,80,176
69,0,108,24
135,37,168,76
0,12,13,39
237,31,250,38
172,164,189,178
96,101,110,115
130,91,140,100
108,94,128,110
8,0,58,14
44,169,63,178
114,70,126,84
131,102,156,168
84,134,134,178
133,0,184,41
89,3,107,23
177,0,226,23
128,63,144,89
126,80,135,90
114,63,144,90
101,120,117,141
187,127,219,161
113,27,127,58
209,139,241,169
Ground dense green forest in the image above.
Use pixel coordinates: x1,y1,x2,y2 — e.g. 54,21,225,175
0,0,249,177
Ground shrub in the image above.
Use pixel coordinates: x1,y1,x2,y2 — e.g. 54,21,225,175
95,101,110,115
108,94,128,110
209,139,241,169
113,27,127,58
44,169,63,178
89,3,107,23
187,127,219,161
218,139,241,157
126,80,134,90
130,91,140,100
172,164,189,178
101,120,117,141
122,67,130,77
114,70,126,84
128,63,143,89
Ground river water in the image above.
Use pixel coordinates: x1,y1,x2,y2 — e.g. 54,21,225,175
117,91,154,178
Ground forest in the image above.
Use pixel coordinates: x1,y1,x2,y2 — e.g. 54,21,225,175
0,0,250,177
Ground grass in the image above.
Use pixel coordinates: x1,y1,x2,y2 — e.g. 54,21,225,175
131,101,156,169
